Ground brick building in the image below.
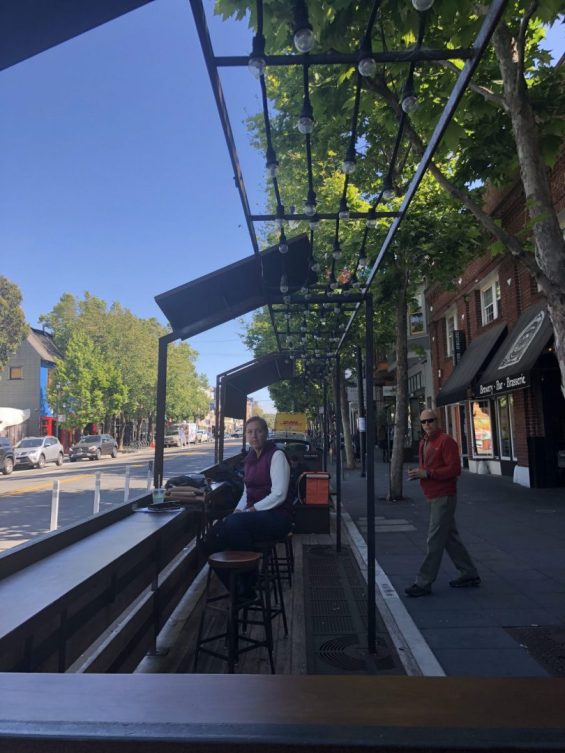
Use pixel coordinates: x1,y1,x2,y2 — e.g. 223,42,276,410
427,151,565,488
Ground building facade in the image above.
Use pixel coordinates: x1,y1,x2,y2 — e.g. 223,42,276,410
427,152,565,488
0,329,62,440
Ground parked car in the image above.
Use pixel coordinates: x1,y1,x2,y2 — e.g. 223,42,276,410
0,437,14,475
69,434,118,461
164,428,183,448
14,436,64,469
196,429,209,443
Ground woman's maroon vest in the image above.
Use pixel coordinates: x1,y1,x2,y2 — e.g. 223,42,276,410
244,441,292,515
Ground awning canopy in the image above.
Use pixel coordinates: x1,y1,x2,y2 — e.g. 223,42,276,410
476,302,553,398
0,0,153,72
222,353,294,419
436,323,507,407
155,234,313,339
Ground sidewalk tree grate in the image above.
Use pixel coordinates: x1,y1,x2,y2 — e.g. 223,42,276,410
303,545,404,675
506,625,565,677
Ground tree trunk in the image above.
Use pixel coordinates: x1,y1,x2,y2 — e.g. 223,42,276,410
491,22,565,398
389,277,409,501
118,413,126,450
340,376,355,470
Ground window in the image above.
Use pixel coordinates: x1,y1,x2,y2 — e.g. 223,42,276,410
480,278,501,325
409,297,425,336
445,311,457,356
471,400,493,458
496,394,517,461
9,367,23,380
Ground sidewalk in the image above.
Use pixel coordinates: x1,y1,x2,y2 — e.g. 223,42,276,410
338,458,565,677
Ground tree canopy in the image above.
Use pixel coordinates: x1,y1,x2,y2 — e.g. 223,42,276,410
0,276,28,372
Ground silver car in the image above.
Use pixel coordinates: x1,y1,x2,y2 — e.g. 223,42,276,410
14,436,64,469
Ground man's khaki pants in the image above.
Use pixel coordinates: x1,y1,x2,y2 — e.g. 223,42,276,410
417,495,478,588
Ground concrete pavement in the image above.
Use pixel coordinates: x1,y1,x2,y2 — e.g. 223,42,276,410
338,457,565,677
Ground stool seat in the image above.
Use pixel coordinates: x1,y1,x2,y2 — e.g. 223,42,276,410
208,551,261,570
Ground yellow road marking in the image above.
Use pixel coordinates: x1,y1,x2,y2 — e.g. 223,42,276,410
0,474,94,497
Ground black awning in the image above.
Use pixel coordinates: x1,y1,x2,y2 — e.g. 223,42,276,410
222,353,294,419
0,0,154,72
476,302,553,398
155,234,313,339
436,323,507,407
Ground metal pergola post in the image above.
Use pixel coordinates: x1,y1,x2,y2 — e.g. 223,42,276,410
356,345,366,478
214,374,220,464
365,293,376,654
322,381,328,472
335,354,342,553
154,333,175,489
220,378,227,462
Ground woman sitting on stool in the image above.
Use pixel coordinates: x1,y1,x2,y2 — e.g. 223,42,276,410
201,416,292,592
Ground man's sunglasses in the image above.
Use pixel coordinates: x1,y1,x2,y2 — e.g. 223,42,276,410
421,418,436,425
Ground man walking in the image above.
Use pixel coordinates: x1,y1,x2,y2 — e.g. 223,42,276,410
405,409,480,597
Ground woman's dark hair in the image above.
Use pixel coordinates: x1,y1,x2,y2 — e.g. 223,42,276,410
245,416,269,434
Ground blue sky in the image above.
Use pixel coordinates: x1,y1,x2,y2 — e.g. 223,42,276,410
1,3,563,414
1,0,277,410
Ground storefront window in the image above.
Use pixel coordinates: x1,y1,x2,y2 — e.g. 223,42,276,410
496,394,516,460
471,400,493,457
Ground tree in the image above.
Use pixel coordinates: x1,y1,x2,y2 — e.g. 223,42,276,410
49,330,106,431
0,276,28,372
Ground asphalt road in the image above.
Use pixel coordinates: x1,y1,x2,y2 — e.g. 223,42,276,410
0,440,242,553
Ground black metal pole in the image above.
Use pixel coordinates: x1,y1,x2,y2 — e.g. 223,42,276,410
214,374,220,464
220,379,226,462
322,381,328,472
335,355,342,553
154,334,173,489
356,345,366,478
365,294,376,654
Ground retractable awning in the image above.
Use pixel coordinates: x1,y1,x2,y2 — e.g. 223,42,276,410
155,234,313,338
221,353,294,419
436,323,507,407
476,302,554,398
0,0,154,72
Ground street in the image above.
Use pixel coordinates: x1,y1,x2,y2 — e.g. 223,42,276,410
0,440,241,553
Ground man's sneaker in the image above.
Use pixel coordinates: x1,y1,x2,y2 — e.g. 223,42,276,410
449,575,481,588
404,583,432,597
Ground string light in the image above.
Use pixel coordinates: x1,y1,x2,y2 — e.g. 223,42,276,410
280,273,289,295
304,189,317,216
366,207,377,229
342,144,357,174
382,176,396,201
298,97,314,134
338,197,350,219
278,229,289,254
358,39,377,78
266,146,279,178
412,0,434,11
248,33,266,78
401,75,419,113
308,214,320,230
274,203,285,229
293,0,315,53
332,240,342,260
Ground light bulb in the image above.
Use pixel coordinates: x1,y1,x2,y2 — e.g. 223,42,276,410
358,56,377,78
278,231,288,255
382,178,395,201
358,252,368,269
248,57,265,79
366,209,377,229
342,158,356,175
280,274,289,295
294,27,315,53
334,304,340,314
275,205,285,229
283,294,291,304
402,94,419,113
412,0,434,10
310,258,320,273
338,198,350,219
308,215,320,230
332,242,342,260
267,161,279,178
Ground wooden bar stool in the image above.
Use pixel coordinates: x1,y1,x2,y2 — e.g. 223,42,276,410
253,541,289,637
193,551,275,674
275,531,294,587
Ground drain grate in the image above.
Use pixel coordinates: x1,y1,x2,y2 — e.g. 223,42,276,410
303,544,405,675
506,625,565,676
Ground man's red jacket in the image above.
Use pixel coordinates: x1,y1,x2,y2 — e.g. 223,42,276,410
418,430,461,499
